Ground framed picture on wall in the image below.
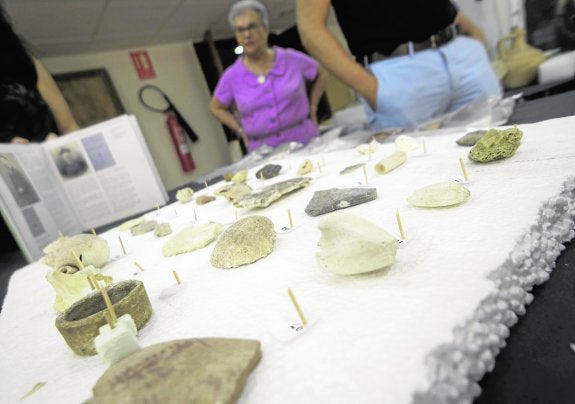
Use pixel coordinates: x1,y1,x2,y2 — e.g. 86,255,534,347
53,68,125,128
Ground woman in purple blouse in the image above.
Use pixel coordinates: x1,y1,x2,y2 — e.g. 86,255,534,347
209,0,326,152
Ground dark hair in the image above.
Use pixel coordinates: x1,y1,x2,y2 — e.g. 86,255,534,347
0,5,36,85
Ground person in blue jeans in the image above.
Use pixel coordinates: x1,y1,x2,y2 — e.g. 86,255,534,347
297,0,502,131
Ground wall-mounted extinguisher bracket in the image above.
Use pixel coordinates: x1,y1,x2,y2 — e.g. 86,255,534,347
138,85,198,172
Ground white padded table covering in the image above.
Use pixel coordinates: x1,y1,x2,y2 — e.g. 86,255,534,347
1,116,574,404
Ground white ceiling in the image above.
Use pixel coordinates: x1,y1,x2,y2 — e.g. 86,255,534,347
3,0,297,57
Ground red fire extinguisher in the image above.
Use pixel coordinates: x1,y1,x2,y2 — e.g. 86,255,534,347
166,110,195,172
138,85,199,172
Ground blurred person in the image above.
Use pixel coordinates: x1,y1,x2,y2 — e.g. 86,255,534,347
296,0,502,130
0,6,79,144
209,0,326,152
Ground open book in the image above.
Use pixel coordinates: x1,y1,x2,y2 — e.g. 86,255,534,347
0,115,167,263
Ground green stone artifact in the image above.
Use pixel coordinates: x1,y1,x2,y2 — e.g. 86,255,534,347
468,127,523,162
55,280,152,356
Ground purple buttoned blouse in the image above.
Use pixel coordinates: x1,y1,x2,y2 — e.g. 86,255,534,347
214,47,320,151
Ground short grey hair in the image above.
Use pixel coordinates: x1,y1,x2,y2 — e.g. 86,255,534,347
228,0,269,29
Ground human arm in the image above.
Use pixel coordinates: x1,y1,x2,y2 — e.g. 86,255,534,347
296,0,377,109
454,12,486,45
308,66,327,124
33,58,80,136
209,96,248,146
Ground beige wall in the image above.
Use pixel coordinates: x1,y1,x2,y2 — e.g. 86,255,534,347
42,42,230,191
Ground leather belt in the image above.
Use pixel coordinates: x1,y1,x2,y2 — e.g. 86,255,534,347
247,118,309,141
371,24,459,63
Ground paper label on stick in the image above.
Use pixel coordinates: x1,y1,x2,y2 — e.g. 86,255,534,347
267,318,319,343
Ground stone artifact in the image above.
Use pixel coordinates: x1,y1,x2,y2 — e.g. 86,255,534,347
175,187,194,203
305,188,378,217
211,216,276,268
55,280,152,356
456,130,487,146
88,338,261,404
297,159,313,175
154,223,172,237
468,127,523,162
118,216,144,231
231,169,248,184
356,142,375,155
234,177,311,209
497,27,545,89
46,265,113,312
408,182,470,208
42,234,110,271
395,135,420,153
317,213,397,275
162,222,224,257
215,183,252,203
374,151,407,174
196,195,216,205
223,172,234,182
94,313,141,366
130,220,157,236
255,164,282,180
340,163,365,175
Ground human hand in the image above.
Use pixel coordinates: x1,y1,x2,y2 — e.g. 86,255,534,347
10,136,29,144
44,132,59,141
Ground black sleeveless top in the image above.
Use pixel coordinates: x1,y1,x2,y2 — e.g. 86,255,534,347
332,0,458,59
0,20,58,142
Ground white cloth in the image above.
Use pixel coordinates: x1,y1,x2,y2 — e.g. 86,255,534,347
1,116,574,403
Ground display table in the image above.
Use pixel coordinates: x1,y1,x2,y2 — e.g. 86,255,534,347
1,104,574,403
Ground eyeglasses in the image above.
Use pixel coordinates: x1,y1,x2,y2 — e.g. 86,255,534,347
234,22,263,35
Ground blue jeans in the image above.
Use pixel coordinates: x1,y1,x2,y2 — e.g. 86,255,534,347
364,37,502,130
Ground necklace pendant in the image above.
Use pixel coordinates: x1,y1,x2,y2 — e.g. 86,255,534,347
257,74,266,84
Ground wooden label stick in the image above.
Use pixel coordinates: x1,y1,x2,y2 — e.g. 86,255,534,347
204,180,209,190
58,230,64,238
88,275,100,290
118,235,127,255
259,171,264,182
396,209,406,240
172,270,182,285
317,161,322,174
459,157,469,182
288,288,308,326
194,209,198,221
71,250,84,270
100,287,117,328
287,209,294,228
156,202,161,212
87,276,96,290
91,228,97,236
362,164,369,184
134,262,145,272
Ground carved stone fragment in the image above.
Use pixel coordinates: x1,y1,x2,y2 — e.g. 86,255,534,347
175,187,194,203
468,127,523,162
456,130,487,146
407,182,470,208
255,164,282,180
130,220,157,236
42,234,110,271
88,338,261,404
215,183,252,203
154,223,172,237
231,169,248,184
234,177,311,208
162,222,223,257
305,188,378,217
317,213,397,275
211,216,276,268
196,195,216,205
339,163,365,175
118,216,144,231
